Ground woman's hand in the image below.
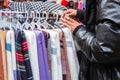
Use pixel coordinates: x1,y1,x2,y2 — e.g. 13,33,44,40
60,16,83,32
62,9,77,18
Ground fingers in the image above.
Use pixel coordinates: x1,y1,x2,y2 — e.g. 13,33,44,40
60,18,73,26
62,9,73,18
64,16,75,22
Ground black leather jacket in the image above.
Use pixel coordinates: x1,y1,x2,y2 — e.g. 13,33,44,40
74,0,120,80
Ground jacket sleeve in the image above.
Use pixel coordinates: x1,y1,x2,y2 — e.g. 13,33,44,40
75,9,85,23
73,21,120,64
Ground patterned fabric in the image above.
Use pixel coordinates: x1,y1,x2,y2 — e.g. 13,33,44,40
26,1,45,12
15,30,33,80
43,1,67,13
9,2,27,12
9,1,66,14
24,30,40,80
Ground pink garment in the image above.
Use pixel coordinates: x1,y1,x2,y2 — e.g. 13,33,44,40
78,1,83,10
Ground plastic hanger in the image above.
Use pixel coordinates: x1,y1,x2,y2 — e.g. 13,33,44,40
36,11,48,30
21,11,31,30
42,12,54,29
34,10,42,30
29,11,36,30
53,12,64,34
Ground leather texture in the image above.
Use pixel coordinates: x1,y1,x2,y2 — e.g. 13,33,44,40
74,0,120,80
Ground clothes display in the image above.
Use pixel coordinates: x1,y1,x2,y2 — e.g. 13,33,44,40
0,28,79,80
0,9,79,80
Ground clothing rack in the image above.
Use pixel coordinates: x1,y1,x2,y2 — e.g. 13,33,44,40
0,10,80,80
0,10,63,30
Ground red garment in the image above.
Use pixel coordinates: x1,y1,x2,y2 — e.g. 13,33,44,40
5,0,9,8
61,0,68,7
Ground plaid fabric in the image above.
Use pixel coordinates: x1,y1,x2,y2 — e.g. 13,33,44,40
43,1,66,13
9,1,66,14
15,30,33,80
26,1,45,12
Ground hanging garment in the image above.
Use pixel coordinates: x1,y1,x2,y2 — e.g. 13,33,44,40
0,30,8,80
24,30,40,80
15,30,33,80
48,29,63,80
78,1,83,9
63,28,79,80
61,0,68,7
6,31,14,80
54,30,63,80
59,32,71,80
42,31,52,78
10,30,17,80
45,30,59,80
43,1,66,13
35,31,50,80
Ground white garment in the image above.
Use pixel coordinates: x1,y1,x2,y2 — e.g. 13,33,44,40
45,30,59,80
24,30,40,80
6,31,14,80
53,30,63,80
10,30,17,80
63,28,79,80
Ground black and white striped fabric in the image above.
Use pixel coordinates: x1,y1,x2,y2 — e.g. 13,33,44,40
9,1,67,14
43,1,66,13
9,2,27,12
26,1,46,12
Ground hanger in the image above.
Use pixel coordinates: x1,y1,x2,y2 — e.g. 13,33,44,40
42,12,55,29
0,11,12,30
30,11,36,30
53,12,64,34
34,10,42,30
21,11,31,30
36,11,49,30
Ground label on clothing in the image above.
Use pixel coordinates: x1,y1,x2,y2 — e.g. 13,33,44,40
66,41,72,47
51,48,57,55
6,43,12,51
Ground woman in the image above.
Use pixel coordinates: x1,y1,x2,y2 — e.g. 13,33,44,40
61,0,120,80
